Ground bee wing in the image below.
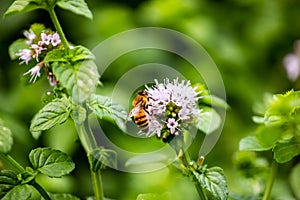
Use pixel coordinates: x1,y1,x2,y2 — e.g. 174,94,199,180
125,103,142,124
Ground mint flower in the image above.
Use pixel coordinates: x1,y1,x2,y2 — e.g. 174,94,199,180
23,62,43,83
15,49,32,65
144,78,201,142
24,29,36,45
51,32,61,46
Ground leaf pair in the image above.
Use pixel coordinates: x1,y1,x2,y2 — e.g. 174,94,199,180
0,147,75,199
240,90,300,163
30,94,127,139
4,0,92,20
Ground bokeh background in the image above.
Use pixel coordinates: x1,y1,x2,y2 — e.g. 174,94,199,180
1,0,300,199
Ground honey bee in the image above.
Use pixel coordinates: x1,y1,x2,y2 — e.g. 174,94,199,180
126,90,150,132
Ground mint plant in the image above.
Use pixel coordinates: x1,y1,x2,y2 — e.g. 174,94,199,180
238,90,300,200
1,0,229,199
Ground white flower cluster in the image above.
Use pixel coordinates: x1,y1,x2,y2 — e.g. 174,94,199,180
145,78,201,141
15,29,61,83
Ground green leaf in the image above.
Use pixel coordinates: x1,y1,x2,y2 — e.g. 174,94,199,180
29,147,75,177
195,166,228,200
0,119,13,154
197,107,222,135
52,60,99,103
273,136,300,163
201,95,229,109
49,193,81,200
56,0,93,20
30,97,71,139
256,125,283,149
44,46,95,63
0,170,20,198
239,136,271,151
229,193,261,200
2,184,40,200
71,103,86,125
87,94,127,131
8,39,28,60
4,0,45,17
289,163,300,200
88,147,117,171
69,46,95,61
43,49,69,63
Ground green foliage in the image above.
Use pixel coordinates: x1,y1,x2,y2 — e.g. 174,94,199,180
194,166,228,200
88,147,117,172
240,90,300,163
233,151,268,179
87,94,127,131
0,119,13,154
0,170,20,198
8,39,28,60
196,107,222,135
52,60,99,103
44,46,95,63
29,147,75,178
30,96,71,139
1,184,40,200
4,0,92,19
4,0,46,17
56,0,93,20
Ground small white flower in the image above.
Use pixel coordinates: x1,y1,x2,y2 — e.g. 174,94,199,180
167,118,178,134
24,29,36,45
15,49,32,65
23,63,42,83
51,32,61,46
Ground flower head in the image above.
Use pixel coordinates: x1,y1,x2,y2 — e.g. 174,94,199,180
143,78,201,141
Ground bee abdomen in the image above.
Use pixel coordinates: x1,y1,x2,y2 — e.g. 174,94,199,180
134,116,149,128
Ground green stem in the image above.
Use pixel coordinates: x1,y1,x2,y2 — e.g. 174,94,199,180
73,105,104,200
0,154,24,173
48,7,69,50
91,170,105,200
262,160,278,200
181,151,208,200
31,181,51,200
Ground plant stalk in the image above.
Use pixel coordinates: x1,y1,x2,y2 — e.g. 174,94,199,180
0,153,24,173
73,105,105,200
31,181,52,200
180,150,208,200
262,160,278,200
48,7,69,50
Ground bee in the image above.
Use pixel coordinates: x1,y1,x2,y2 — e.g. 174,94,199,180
126,90,150,132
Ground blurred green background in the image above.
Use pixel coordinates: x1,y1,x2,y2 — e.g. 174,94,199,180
1,0,300,199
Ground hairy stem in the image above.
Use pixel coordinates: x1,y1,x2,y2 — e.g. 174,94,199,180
180,151,208,200
48,7,69,50
73,105,105,200
262,160,278,200
31,181,51,200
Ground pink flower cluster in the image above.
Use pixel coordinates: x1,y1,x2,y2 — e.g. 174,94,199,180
15,29,61,83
